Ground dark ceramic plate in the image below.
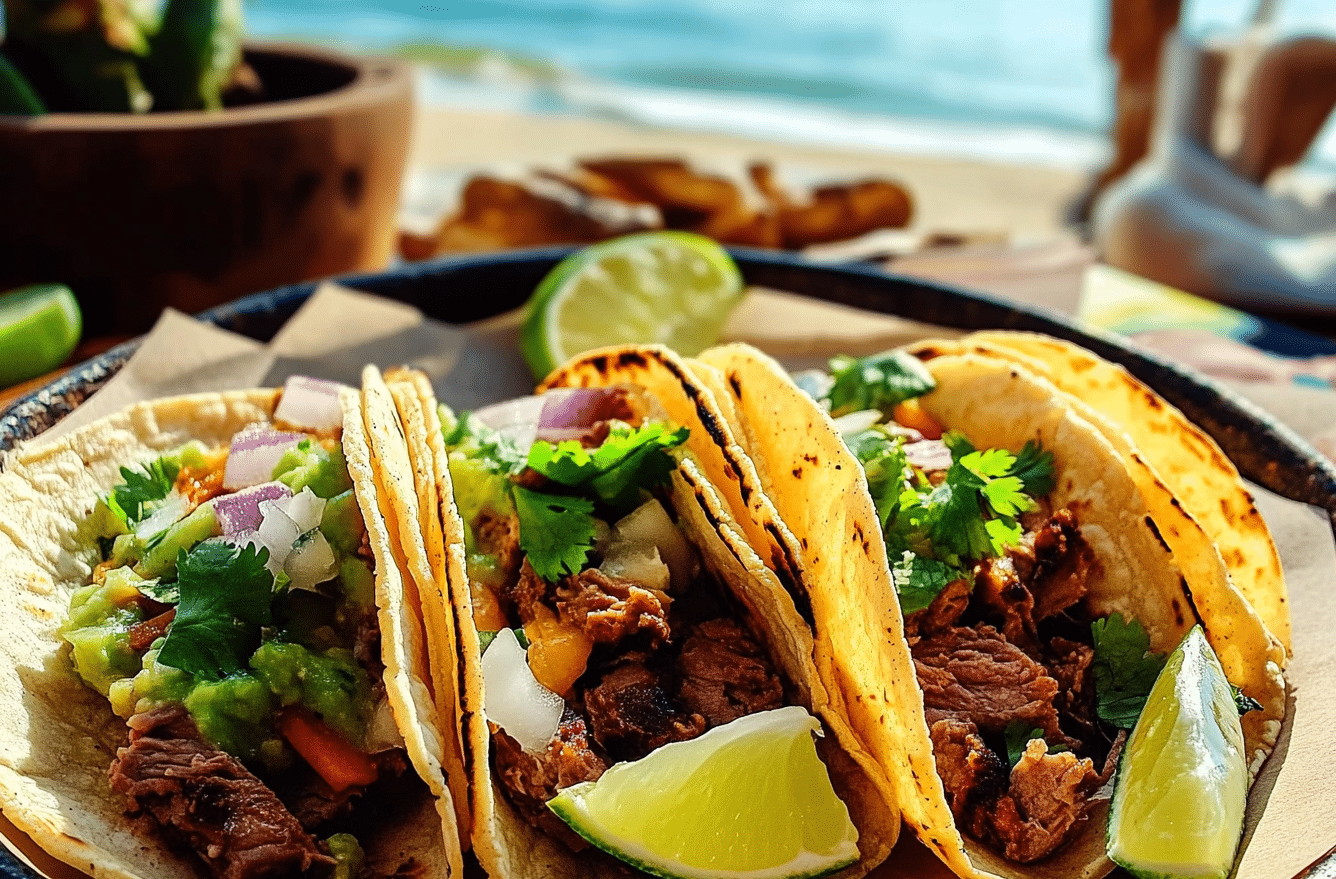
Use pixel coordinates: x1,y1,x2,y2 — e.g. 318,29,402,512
1,246,1334,879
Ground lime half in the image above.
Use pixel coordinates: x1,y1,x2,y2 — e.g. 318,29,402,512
0,283,81,388
548,706,859,879
1107,626,1248,879
519,231,744,380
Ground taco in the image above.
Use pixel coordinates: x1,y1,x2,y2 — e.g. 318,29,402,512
692,342,1287,879
0,378,463,879
381,349,901,879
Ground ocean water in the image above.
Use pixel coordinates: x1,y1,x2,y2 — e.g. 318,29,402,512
244,0,1336,169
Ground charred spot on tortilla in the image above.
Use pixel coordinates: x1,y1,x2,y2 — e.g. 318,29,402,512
728,372,745,399
1143,515,1172,554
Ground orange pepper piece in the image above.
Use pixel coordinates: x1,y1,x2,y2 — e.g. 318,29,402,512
893,398,944,440
278,710,379,792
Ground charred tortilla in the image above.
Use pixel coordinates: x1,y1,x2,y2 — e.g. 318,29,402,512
385,350,901,879
0,389,462,879
694,343,1287,879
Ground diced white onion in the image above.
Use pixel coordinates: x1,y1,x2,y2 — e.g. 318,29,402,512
365,698,405,753
791,369,835,402
282,488,327,535
831,409,883,435
256,500,301,575
273,376,348,432
481,628,564,753
223,426,304,490
284,530,338,592
134,493,190,541
214,482,293,537
600,543,670,593
611,499,698,592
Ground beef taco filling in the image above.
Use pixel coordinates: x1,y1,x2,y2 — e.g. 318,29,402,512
441,385,809,847
804,353,1186,865
60,380,418,879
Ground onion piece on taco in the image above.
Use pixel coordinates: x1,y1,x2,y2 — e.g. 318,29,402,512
381,350,901,879
0,383,464,879
693,342,1286,879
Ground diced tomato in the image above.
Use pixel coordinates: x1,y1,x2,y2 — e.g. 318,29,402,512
278,710,379,792
893,398,944,440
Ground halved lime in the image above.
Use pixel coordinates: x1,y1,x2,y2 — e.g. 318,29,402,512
548,706,859,879
0,283,82,388
1106,626,1248,879
519,231,745,381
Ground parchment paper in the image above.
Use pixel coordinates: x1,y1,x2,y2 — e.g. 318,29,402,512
7,284,1335,879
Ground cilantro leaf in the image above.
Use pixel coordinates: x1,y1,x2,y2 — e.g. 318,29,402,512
824,351,936,417
941,429,976,459
910,478,994,560
156,541,275,681
1091,613,1166,729
107,458,180,527
890,551,965,614
849,430,913,531
1232,686,1262,716
443,413,528,476
512,486,598,582
1010,441,1056,496
1004,721,1067,768
527,423,689,512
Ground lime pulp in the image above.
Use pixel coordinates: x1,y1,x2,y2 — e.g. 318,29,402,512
547,706,859,879
519,231,745,381
1106,626,1248,879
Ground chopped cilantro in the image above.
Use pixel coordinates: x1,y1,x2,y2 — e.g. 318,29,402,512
1010,441,1057,496
824,351,936,417
106,458,180,527
135,577,179,605
1004,721,1067,768
847,429,913,531
444,413,529,476
477,630,497,654
1091,613,1166,729
1232,686,1262,716
512,486,598,582
156,541,276,681
527,423,689,511
941,429,975,459
890,551,964,614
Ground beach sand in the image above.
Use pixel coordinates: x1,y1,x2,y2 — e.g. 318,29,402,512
406,106,1095,241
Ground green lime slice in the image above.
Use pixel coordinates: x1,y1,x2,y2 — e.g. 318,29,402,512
519,231,745,380
1106,625,1248,879
0,284,82,388
548,706,859,879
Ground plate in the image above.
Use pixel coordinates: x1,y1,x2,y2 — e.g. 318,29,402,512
1,245,1334,879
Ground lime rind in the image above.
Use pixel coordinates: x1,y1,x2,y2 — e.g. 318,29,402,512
520,232,745,380
1106,626,1248,879
0,283,82,387
547,706,859,879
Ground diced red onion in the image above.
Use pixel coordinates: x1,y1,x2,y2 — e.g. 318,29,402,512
481,628,564,753
273,376,349,433
214,482,293,537
474,395,546,431
831,409,882,436
223,426,304,490
536,388,616,432
285,530,338,592
904,439,953,472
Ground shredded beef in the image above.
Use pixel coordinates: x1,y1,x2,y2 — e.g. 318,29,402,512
477,511,525,591
974,555,1036,651
930,721,1101,864
987,739,1102,863
1024,509,1093,621
493,708,607,820
109,706,334,879
584,662,706,759
913,625,1068,745
928,719,1008,834
1047,636,1100,746
504,558,551,626
904,578,972,642
675,619,785,726
555,568,672,646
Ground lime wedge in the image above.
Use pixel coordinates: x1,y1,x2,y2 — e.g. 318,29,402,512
0,283,82,388
1106,626,1248,879
547,706,859,879
519,231,744,380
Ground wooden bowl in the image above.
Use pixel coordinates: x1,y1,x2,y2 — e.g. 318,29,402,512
0,43,415,333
